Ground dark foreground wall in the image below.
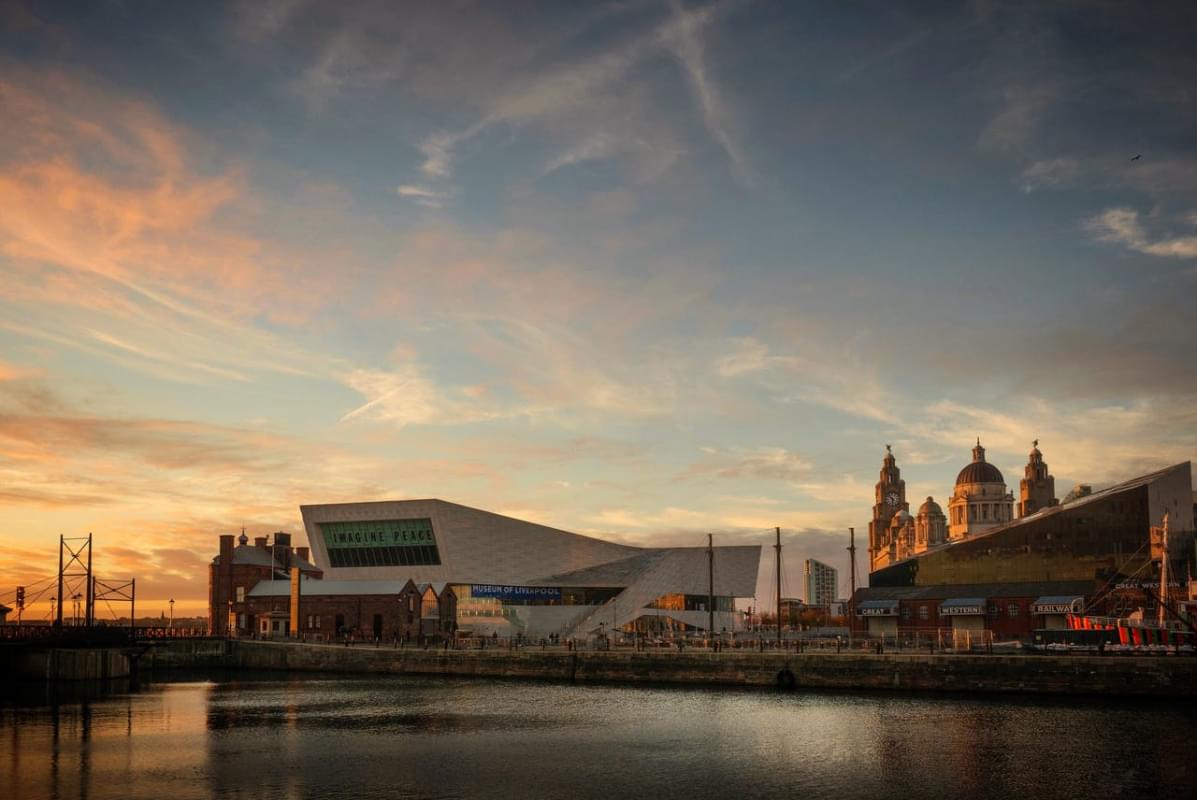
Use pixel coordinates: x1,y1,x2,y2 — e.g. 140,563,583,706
148,640,1197,697
2,647,132,681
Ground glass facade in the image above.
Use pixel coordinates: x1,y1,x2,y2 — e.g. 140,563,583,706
318,519,442,568
646,593,736,612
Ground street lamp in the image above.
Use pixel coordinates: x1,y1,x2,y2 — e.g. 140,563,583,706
169,598,175,630
49,596,56,624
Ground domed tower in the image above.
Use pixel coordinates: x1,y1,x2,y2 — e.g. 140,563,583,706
947,439,1014,540
915,496,947,550
869,445,908,570
887,508,916,561
1019,439,1058,517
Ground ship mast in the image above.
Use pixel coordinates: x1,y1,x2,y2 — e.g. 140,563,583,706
775,527,782,645
848,527,857,644
1158,512,1170,628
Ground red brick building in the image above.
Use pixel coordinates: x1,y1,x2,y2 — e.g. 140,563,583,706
851,581,1090,640
208,531,322,636
243,578,457,642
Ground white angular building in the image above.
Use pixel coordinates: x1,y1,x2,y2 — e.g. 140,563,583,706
299,499,761,639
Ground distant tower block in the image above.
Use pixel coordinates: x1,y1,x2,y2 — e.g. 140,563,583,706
1019,439,1058,517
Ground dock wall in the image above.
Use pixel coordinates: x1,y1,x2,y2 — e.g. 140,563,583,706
3,647,132,682
148,640,1197,697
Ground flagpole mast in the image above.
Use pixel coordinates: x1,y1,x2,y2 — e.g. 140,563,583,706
775,527,782,646
707,533,715,638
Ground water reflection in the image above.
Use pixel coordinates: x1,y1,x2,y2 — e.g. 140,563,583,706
2,675,1195,800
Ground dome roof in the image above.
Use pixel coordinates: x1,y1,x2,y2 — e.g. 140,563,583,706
956,438,1005,485
956,460,1004,485
918,496,942,515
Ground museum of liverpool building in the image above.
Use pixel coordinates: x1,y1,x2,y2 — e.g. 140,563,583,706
851,442,1196,642
209,500,760,641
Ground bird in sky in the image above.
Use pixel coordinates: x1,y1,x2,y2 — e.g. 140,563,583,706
1130,154,1142,161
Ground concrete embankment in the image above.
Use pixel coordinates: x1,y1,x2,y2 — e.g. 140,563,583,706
3,647,132,682
148,640,1197,697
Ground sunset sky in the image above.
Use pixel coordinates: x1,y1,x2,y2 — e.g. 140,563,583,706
1,1,1195,617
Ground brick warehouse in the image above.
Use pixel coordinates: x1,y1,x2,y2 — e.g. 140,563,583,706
208,530,322,636
209,530,456,641
245,578,457,642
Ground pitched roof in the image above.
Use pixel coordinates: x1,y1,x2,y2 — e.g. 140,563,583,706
212,544,320,572
248,578,409,597
855,580,1093,602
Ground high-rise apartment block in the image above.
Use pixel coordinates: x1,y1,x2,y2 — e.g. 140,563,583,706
804,558,838,608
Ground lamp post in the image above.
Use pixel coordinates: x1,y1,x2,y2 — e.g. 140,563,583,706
49,596,56,623
72,593,82,626
169,598,175,630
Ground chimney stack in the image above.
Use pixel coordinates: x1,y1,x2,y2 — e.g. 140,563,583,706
296,547,309,562
216,535,235,636
273,532,292,568
254,536,268,549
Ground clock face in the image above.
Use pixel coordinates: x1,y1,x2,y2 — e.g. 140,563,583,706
885,491,900,506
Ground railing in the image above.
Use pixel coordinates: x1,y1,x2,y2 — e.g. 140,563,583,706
0,624,213,643
132,627,214,640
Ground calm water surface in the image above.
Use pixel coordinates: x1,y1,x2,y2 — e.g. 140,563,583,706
3,674,1195,800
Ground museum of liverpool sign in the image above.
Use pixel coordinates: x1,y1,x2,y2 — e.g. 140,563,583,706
470,585,562,602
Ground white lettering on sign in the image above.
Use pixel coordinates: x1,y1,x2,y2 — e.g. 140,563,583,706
940,605,983,615
1034,603,1077,614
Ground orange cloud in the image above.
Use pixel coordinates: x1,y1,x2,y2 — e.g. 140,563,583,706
0,65,351,331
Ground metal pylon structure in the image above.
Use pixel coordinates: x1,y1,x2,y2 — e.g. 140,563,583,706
94,577,136,635
56,533,93,627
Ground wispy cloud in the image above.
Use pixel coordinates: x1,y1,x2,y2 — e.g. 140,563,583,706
1018,157,1082,192
396,183,448,208
663,0,752,183
1085,207,1197,259
712,337,896,424
407,2,749,189
338,364,503,427
682,446,812,483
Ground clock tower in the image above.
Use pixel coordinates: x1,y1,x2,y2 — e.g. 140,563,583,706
869,445,908,570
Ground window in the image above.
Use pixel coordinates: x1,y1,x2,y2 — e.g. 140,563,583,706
988,604,998,617
235,585,245,603
901,606,911,620
918,606,928,620
1007,603,1020,617
982,504,989,520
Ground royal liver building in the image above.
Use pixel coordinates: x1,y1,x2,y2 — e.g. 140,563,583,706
868,441,1057,572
